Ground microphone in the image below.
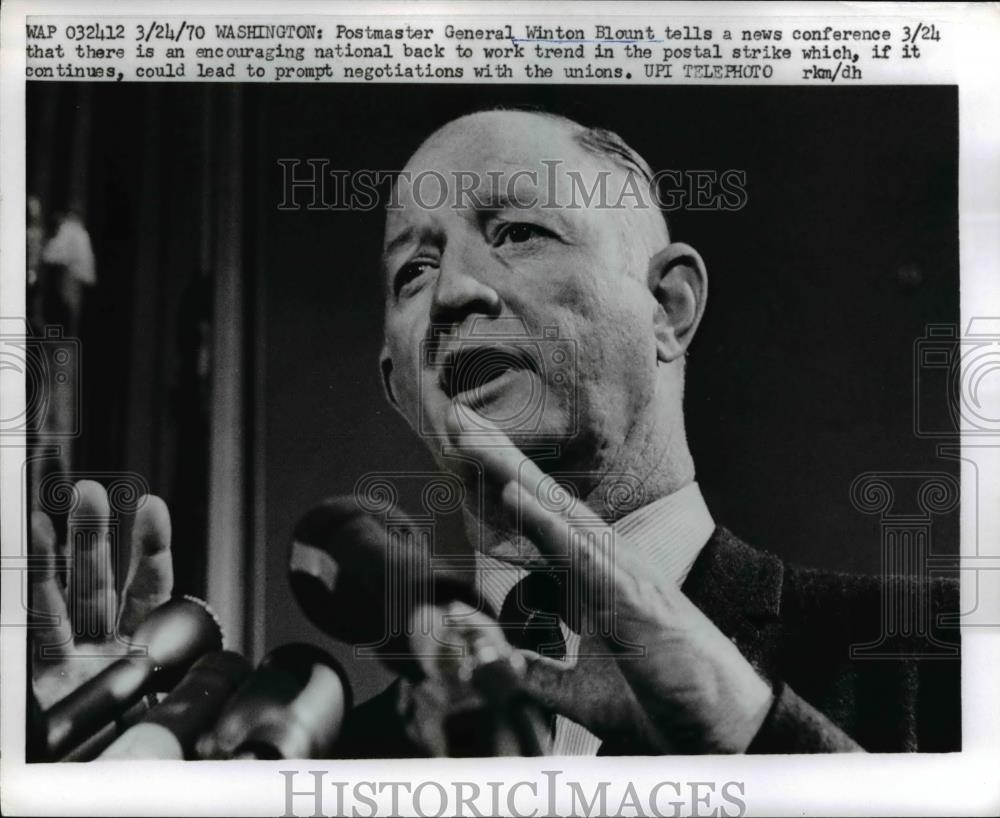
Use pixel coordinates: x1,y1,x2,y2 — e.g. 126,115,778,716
41,595,223,760
58,698,156,762
98,651,252,760
288,496,550,755
288,496,479,678
196,643,352,760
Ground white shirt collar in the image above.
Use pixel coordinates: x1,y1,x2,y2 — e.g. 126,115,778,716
475,481,716,618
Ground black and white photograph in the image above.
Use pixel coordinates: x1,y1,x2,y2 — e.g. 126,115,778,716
2,3,999,817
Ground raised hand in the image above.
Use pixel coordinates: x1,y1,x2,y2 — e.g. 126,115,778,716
447,410,774,754
30,480,174,709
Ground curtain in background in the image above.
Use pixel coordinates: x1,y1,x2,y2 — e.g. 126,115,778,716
26,83,261,656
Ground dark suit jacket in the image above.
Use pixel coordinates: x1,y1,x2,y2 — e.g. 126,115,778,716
334,527,961,756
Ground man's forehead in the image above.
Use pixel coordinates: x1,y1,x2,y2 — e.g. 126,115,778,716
385,111,629,229
381,111,662,262
401,111,592,176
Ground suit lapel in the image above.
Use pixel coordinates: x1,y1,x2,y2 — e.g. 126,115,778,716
680,527,786,680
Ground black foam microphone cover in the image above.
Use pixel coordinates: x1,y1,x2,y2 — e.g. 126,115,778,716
498,571,568,660
288,496,479,676
197,643,352,760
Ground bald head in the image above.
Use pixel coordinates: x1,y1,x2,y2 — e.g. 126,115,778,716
397,110,670,282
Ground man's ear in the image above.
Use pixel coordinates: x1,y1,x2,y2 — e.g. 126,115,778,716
648,242,708,363
379,346,400,409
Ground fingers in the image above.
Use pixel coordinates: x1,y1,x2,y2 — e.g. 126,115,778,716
68,480,118,641
447,406,610,531
503,476,627,615
450,407,625,595
118,495,173,636
29,511,74,658
445,406,552,498
500,480,572,562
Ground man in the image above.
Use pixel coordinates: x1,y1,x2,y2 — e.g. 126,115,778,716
30,109,959,756
337,108,960,755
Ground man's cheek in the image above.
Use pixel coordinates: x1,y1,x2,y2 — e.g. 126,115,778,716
399,369,435,428
409,370,454,441
382,342,418,417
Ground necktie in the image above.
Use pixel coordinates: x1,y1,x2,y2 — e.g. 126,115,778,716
498,571,568,660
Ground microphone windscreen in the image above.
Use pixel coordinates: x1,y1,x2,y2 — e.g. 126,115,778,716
96,722,184,761
98,651,252,760
196,643,352,760
288,496,479,665
498,572,568,659
129,595,226,687
60,698,154,762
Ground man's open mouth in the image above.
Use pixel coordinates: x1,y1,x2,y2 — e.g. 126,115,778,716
439,344,539,403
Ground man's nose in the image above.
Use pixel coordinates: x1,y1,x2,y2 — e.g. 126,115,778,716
429,245,502,326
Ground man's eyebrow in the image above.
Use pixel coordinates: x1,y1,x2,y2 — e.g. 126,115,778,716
473,181,576,237
382,226,418,262
472,182,541,212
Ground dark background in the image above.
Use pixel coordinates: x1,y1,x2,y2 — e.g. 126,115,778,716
28,83,960,702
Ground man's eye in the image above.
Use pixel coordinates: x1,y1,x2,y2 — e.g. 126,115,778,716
394,260,436,297
494,222,551,246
